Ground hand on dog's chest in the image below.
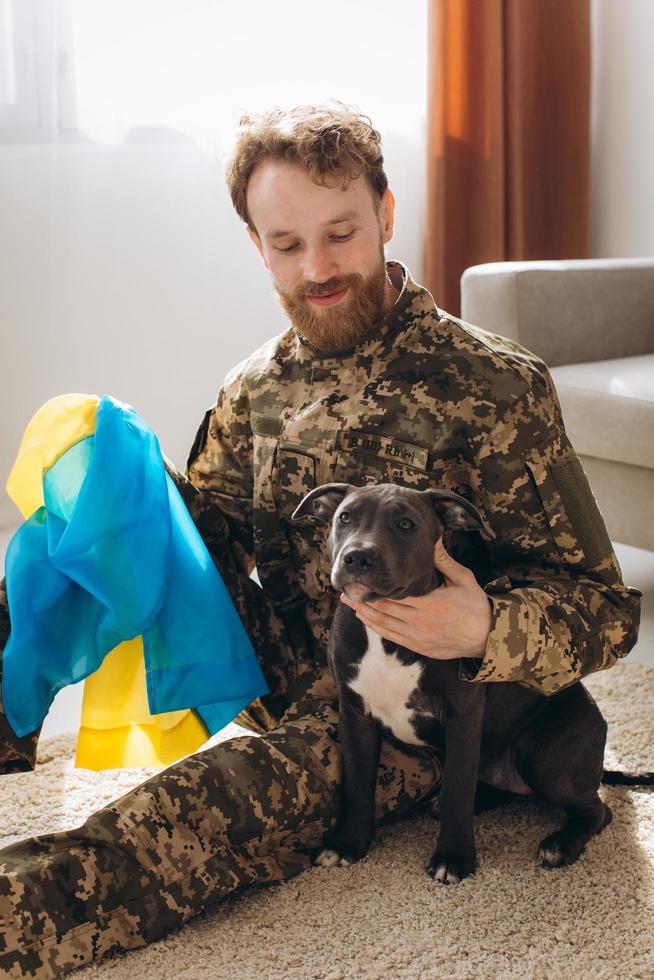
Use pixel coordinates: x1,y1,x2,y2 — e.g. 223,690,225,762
347,626,436,746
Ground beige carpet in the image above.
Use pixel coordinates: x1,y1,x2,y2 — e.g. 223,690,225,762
2,660,653,979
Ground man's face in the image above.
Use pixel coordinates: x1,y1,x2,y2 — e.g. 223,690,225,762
245,159,397,351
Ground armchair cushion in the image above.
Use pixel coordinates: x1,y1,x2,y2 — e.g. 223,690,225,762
550,354,654,469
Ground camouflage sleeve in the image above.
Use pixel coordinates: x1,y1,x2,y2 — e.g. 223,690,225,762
461,380,642,696
163,369,255,578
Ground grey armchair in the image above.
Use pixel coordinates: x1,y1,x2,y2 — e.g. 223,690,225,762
460,259,654,551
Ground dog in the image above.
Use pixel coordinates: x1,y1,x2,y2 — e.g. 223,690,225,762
292,481,622,883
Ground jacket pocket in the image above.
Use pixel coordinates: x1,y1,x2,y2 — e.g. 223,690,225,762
334,449,433,491
275,448,333,598
524,449,613,568
276,448,317,516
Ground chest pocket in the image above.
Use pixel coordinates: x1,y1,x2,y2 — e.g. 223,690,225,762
333,449,432,493
275,448,334,600
335,450,433,491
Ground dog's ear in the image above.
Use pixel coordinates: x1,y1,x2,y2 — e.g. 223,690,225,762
291,483,355,525
424,489,495,541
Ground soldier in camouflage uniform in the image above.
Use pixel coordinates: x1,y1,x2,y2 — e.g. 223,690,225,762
0,104,641,978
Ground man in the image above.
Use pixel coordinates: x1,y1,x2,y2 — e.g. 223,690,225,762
0,103,641,978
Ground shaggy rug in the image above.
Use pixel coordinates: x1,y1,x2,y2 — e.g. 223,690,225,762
1,660,653,979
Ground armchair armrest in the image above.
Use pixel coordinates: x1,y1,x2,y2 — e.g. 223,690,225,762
460,259,654,367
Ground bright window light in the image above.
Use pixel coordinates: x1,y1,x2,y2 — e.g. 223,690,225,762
0,0,16,105
68,0,428,151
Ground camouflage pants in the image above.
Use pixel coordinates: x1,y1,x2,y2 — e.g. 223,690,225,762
0,549,442,978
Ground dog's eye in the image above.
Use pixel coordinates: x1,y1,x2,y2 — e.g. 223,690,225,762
339,512,351,524
398,517,415,530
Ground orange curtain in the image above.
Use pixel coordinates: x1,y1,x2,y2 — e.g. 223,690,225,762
424,0,591,316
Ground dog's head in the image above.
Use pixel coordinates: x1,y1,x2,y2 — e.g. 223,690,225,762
291,482,494,601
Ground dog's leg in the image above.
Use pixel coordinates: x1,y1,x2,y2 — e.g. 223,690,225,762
513,683,613,867
315,699,381,868
427,701,484,883
536,797,613,867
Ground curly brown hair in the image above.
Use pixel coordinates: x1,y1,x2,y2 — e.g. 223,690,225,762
225,101,389,232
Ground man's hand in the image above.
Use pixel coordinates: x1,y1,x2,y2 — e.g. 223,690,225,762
339,536,493,660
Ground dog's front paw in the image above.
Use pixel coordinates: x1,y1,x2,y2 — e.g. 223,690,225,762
314,831,372,868
427,848,476,884
315,847,354,868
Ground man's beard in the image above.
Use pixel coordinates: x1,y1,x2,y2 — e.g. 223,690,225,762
274,250,389,352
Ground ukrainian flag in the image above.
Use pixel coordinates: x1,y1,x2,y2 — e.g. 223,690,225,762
2,393,268,770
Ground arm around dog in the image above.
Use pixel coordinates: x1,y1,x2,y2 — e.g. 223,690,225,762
465,381,642,696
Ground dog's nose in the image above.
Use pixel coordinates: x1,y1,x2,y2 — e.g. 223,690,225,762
342,548,378,575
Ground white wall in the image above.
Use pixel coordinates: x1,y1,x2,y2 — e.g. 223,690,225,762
591,0,654,257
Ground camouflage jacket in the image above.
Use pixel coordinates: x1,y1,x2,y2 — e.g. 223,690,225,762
170,260,641,714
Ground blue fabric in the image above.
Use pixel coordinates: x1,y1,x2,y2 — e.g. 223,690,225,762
2,395,268,738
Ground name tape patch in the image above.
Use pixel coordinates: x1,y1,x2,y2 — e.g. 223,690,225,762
335,429,429,470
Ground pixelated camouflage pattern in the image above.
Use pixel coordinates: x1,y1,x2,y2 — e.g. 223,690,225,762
0,565,440,978
182,259,640,712
0,259,640,976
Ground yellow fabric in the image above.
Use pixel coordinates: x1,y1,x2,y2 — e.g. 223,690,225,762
5,392,209,770
5,393,99,519
76,637,208,771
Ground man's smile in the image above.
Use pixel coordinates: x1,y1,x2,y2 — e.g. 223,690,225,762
306,285,350,307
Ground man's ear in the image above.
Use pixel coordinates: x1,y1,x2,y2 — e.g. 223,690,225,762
291,483,354,525
247,226,268,268
424,489,495,541
380,188,395,245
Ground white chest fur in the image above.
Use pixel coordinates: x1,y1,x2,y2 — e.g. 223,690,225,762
348,626,428,746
